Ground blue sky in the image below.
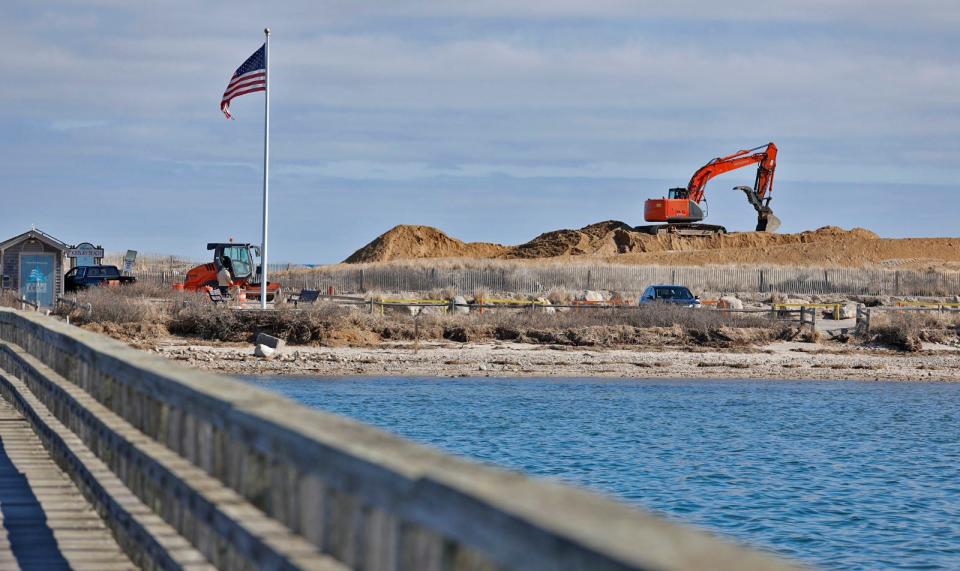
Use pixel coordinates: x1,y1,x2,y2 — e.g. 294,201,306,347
2,1,958,263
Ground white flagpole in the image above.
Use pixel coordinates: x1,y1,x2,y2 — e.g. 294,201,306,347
260,28,270,309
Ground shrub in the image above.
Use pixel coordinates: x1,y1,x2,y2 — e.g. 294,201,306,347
868,311,958,351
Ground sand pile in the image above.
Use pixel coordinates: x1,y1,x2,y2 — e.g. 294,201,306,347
345,222,960,270
344,225,506,263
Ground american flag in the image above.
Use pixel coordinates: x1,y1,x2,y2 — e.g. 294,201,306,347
220,44,266,119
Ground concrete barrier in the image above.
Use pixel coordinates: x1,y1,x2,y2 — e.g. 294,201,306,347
0,309,799,570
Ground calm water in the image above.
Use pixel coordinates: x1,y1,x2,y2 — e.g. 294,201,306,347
244,377,960,570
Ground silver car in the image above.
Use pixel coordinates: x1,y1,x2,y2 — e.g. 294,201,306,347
639,285,702,308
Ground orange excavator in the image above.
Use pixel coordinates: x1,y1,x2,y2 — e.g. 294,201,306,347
182,242,281,302
641,142,780,235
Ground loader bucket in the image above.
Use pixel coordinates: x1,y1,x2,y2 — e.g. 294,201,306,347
756,210,781,233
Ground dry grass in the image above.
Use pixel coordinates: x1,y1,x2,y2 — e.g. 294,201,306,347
44,285,960,351
0,290,22,309
101,252,199,274
868,311,960,351
54,285,203,326
165,302,790,348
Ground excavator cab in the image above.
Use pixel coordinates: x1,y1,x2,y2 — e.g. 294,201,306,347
644,188,705,224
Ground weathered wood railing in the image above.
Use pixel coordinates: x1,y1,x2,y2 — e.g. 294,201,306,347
0,308,799,570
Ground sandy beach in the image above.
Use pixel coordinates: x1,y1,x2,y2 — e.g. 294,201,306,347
148,339,960,381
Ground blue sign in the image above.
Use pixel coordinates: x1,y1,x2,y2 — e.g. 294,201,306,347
21,254,55,307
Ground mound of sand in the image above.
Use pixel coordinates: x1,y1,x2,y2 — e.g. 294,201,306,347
345,222,960,270
345,225,507,263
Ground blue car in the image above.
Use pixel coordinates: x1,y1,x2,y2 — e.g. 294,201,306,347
639,285,702,308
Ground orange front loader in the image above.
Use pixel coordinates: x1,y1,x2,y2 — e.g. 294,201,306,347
183,242,281,302
643,143,780,234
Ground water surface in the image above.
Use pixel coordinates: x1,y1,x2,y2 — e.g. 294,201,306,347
243,376,960,570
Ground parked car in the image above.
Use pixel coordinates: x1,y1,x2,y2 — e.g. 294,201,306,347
64,265,136,291
639,285,702,308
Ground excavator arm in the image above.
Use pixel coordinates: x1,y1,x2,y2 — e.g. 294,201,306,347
688,143,777,203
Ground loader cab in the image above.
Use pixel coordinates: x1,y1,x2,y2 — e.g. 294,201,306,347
668,187,689,200
208,243,258,280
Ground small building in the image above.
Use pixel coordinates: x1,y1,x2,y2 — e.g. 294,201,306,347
0,228,70,307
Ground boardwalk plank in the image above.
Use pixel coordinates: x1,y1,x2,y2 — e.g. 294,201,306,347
0,399,138,571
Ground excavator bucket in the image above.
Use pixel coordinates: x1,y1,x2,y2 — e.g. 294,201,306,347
735,185,781,233
756,209,781,233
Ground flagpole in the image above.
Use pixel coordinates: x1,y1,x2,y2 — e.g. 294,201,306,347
260,28,270,309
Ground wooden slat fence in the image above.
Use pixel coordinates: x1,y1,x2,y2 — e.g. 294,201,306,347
129,263,960,297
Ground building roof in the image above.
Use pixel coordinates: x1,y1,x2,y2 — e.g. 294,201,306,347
0,228,70,251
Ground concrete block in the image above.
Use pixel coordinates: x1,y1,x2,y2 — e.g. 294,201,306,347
254,344,276,359
838,304,856,319
579,290,604,302
452,296,469,315
534,297,556,314
718,296,744,310
255,333,286,351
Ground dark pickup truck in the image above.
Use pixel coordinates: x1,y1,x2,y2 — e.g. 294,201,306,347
64,265,136,291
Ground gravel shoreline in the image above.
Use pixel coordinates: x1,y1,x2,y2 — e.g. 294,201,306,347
147,339,960,381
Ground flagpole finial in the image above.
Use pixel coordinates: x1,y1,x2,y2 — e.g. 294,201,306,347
264,28,270,35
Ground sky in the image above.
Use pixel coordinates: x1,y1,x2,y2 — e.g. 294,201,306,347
2,1,958,263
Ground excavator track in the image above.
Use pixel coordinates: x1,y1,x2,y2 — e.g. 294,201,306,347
634,224,728,237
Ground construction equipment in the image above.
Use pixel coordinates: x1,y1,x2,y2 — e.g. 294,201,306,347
640,143,781,235
183,242,281,302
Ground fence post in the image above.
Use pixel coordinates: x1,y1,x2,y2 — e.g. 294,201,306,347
856,305,871,334
360,269,365,293
586,269,592,290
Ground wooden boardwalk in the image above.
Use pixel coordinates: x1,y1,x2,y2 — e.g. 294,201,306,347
0,399,136,571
